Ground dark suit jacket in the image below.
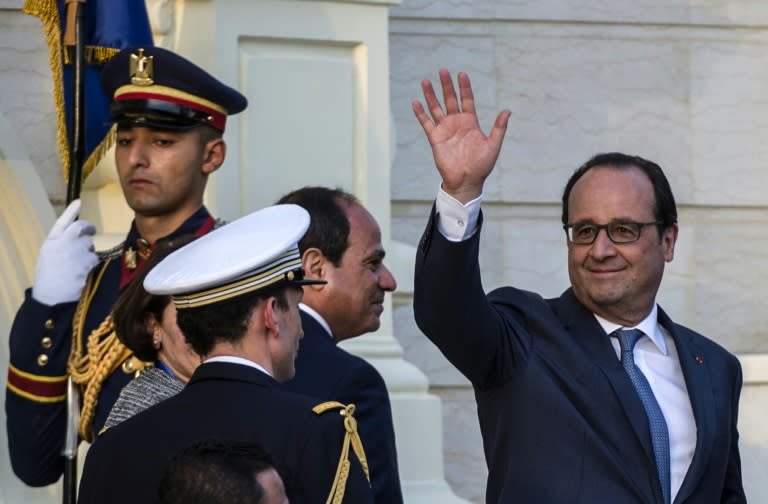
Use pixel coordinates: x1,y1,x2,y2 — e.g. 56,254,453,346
413,211,745,504
77,362,374,504
282,311,403,504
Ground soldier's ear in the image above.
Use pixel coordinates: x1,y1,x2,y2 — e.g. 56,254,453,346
301,248,326,283
201,138,225,175
262,296,280,337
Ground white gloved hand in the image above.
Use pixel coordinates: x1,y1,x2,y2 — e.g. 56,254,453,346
32,199,100,306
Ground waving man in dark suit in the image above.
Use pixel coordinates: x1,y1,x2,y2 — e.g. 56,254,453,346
411,69,745,503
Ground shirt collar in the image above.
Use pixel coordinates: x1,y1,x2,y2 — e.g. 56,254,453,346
594,303,668,355
202,355,272,377
124,205,214,248
299,303,333,340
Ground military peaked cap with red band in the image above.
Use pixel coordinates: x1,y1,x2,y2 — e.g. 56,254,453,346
101,46,247,132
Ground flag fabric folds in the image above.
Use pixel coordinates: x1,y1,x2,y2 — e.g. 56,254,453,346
23,0,154,183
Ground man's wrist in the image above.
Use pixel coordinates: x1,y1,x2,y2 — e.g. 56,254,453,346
439,182,483,205
435,186,482,242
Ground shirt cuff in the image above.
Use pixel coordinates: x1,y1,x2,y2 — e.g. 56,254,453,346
435,186,482,242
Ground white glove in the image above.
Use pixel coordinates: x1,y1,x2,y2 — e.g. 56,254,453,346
32,199,100,306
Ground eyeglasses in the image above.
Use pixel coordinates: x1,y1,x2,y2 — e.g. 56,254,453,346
563,221,662,245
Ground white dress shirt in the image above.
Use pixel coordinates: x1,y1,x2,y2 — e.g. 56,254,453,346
299,303,334,339
597,309,696,501
434,187,697,501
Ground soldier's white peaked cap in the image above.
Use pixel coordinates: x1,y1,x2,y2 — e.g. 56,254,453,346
144,204,325,309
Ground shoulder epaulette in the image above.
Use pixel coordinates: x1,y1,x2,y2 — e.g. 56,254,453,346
96,241,125,261
312,401,370,504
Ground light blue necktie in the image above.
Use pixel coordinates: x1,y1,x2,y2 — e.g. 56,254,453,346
615,328,671,504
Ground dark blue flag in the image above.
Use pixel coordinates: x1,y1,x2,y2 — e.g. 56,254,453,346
23,0,154,182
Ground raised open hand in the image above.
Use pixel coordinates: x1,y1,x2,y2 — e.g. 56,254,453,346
412,69,511,203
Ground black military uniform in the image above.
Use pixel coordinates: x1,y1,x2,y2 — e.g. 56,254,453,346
78,204,374,503
79,361,373,503
6,46,246,486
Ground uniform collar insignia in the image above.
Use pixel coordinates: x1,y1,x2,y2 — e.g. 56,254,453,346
124,246,137,270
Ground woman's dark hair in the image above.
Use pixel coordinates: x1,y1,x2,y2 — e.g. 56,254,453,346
112,236,195,361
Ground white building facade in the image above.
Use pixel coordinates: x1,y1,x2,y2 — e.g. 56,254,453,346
1,0,767,502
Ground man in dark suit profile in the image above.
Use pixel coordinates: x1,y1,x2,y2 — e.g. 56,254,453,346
277,186,403,504
77,205,373,504
410,69,745,503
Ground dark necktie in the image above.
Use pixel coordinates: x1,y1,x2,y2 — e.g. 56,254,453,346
615,328,671,504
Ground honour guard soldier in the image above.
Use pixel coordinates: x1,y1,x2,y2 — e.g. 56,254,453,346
411,70,744,503
6,46,247,486
78,205,374,504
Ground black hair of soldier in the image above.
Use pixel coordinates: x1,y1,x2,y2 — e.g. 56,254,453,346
175,285,294,357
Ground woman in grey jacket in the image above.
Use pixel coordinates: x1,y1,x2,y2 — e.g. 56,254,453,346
102,237,200,432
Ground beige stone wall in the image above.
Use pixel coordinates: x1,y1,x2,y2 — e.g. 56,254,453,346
3,0,768,502
389,1,768,502
0,1,65,206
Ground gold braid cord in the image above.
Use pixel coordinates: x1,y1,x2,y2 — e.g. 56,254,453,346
312,401,370,504
67,258,133,442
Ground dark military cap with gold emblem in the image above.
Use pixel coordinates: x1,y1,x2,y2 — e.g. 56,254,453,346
101,46,247,132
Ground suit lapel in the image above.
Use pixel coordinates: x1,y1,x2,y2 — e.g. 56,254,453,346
299,310,337,353
300,310,333,341
556,293,716,503
659,309,715,504
556,290,657,473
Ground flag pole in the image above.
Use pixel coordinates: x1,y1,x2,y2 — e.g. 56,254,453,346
62,0,86,502
64,0,86,205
